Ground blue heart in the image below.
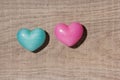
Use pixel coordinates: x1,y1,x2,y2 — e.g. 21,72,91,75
16,28,46,51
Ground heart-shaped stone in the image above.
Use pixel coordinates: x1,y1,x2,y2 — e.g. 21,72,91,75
16,28,46,51
54,22,84,46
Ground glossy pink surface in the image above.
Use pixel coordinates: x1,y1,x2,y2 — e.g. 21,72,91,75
54,22,84,46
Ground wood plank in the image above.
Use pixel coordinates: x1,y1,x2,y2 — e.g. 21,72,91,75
0,0,120,80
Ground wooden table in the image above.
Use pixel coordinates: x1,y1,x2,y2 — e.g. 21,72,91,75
0,0,120,80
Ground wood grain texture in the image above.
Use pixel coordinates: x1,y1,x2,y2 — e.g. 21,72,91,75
0,0,120,80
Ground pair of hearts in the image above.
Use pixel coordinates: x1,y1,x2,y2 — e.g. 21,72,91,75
17,22,84,51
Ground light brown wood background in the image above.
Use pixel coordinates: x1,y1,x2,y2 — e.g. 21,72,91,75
0,0,120,80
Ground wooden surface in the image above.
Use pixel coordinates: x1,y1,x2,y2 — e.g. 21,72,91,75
0,0,120,80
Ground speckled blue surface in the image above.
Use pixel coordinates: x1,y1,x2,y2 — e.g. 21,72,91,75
16,28,46,51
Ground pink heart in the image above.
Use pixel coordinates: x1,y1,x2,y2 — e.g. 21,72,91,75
54,22,84,46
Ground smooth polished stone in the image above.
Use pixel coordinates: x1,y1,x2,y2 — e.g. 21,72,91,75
16,28,46,51
54,22,84,46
